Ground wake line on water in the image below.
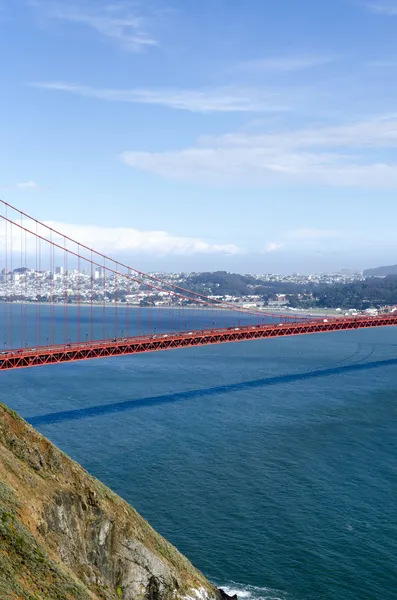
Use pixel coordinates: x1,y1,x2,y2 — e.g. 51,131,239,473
26,356,397,426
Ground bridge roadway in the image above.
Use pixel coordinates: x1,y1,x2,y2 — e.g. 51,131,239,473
1,314,397,371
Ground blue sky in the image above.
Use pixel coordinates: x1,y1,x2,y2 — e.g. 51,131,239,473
2,0,397,273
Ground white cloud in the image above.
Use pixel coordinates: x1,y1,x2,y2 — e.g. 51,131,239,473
263,242,284,252
32,81,288,113
121,116,397,188
1,220,239,256
29,1,158,51
236,55,335,73
364,1,397,15
16,181,39,189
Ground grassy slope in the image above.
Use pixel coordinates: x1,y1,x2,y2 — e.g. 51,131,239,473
0,403,216,600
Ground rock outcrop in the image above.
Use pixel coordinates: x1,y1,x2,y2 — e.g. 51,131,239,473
0,403,236,600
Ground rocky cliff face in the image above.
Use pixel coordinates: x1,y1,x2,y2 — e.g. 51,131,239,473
0,403,234,600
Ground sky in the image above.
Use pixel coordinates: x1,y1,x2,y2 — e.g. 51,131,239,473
2,0,397,273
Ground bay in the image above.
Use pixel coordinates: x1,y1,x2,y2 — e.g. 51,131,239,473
1,307,397,600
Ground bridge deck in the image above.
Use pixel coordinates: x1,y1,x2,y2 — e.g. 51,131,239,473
1,315,397,371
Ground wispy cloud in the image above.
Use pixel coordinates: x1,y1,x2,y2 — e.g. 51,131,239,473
368,59,397,66
0,181,40,190
16,180,39,189
286,229,340,240
32,81,289,113
29,1,158,51
236,55,335,73
121,116,397,188
364,1,397,15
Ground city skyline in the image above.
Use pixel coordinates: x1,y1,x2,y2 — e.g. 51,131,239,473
0,263,365,310
2,0,397,272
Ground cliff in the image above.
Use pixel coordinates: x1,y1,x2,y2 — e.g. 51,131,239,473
0,403,233,600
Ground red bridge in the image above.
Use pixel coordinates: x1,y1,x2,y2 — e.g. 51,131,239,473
1,199,396,371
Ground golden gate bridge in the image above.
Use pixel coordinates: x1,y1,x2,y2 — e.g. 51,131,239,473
1,198,397,371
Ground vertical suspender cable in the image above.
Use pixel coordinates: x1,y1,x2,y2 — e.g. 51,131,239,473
78,243,81,344
64,236,68,346
115,261,118,339
90,250,93,343
9,212,13,349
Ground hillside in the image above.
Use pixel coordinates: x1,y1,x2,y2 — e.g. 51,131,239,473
184,271,306,297
363,264,397,277
0,403,234,600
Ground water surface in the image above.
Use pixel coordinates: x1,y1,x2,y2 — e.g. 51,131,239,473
2,315,397,600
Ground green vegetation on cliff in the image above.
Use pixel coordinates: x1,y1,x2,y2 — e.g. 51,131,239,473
0,403,227,600
0,480,91,600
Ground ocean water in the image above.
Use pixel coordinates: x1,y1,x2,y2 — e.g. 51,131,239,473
1,310,397,600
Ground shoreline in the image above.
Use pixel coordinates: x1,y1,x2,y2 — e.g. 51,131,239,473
0,300,352,318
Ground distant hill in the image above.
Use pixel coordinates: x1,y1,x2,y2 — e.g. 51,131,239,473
184,271,308,297
364,265,397,277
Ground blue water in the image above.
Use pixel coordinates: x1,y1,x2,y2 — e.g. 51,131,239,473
0,303,268,349
1,310,397,600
